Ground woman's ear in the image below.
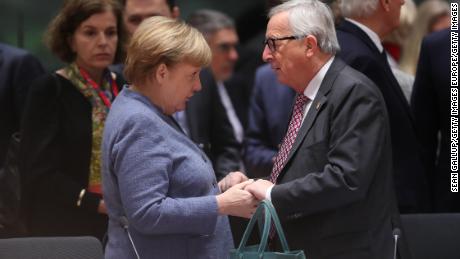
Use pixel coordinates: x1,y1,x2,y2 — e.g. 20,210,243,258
155,63,168,85
68,36,76,52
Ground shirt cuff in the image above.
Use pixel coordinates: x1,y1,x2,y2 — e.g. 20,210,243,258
265,185,274,201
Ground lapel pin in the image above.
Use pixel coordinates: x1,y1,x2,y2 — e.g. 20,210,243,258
316,102,321,110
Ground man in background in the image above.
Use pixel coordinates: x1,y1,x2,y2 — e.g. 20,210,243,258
336,0,430,213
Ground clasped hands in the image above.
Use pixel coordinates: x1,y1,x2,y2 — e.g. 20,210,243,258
216,171,273,219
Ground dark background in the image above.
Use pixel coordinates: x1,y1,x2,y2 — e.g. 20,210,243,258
0,0,433,71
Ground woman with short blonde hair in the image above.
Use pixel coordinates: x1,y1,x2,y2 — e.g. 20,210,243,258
124,17,211,85
102,16,258,258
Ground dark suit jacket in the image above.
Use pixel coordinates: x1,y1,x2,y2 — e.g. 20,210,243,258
244,64,296,178
223,73,252,131
186,69,242,180
271,58,397,259
411,29,459,212
0,43,44,167
337,20,430,213
19,73,124,239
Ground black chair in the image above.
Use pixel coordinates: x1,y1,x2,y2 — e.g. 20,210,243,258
400,213,460,259
0,236,103,259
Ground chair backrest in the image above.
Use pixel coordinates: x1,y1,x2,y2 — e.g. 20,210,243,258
0,236,103,259
401,213,460,259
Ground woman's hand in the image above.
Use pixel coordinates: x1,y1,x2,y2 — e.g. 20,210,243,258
218,171,249,192
216,180,259,218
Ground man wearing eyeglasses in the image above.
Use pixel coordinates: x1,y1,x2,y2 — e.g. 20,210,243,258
243,1,399,258
187,9,249,146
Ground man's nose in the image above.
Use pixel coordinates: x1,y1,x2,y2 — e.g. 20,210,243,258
262,45,272,62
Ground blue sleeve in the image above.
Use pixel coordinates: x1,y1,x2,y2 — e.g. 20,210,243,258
244,71,278,178
111,114,219,236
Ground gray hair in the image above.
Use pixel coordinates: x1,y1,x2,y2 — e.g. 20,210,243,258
268,0,340,54
339,0,380,18
187,9,235,39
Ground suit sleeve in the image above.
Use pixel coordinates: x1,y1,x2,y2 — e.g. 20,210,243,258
20,76,100,214
272,81,390,217
210,81,243,180
244,74,277,178
410,38,438,180
111,114,219,235
12,53,45,122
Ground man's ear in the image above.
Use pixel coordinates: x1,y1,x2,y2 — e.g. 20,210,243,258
171,6,180,19
304,35,318,57
380,0,391,12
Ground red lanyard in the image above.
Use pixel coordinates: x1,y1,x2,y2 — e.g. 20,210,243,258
79,67,119,108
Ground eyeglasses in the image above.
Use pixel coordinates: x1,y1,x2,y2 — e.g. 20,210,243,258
263,35,307,52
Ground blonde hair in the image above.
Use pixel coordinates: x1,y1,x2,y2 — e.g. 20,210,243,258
384,0,417,47
399,0,449,75
124,16,212,85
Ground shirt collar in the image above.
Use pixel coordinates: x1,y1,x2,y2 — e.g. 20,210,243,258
345,18,383,52
303,56,335,100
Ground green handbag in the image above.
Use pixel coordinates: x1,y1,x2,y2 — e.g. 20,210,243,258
229,200,306,259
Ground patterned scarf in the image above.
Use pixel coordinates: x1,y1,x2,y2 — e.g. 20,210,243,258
65,62,117,194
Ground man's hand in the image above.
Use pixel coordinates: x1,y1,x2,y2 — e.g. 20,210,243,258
244,179,274,200
218,171,249,192
216,180,259,218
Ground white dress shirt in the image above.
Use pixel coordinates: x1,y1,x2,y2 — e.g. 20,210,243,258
216,81,244,143
345,18,383,52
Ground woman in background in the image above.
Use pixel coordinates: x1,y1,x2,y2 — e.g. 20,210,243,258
400,0,450,75
20,0,125,240
102,16,257,258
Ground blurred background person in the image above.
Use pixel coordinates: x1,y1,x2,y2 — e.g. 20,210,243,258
383,0,417,63
110,0,180,75
399,0,450,76
187,8,253,246
0,43,45,237
244,65,295,178
411,28,459,213
102,16,257,258
117,0,243,180
383,0,417,101
187,9,250,144
19,0,126,240
337,0,430,213
122,0,180,37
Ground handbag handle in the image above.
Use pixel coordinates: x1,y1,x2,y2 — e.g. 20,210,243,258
236,200,291,258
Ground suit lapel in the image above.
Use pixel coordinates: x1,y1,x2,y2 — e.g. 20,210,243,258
282,58,346,169
339,20,412,119
339,21,381,55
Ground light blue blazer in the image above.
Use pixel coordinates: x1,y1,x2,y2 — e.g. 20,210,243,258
102,87,233,259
